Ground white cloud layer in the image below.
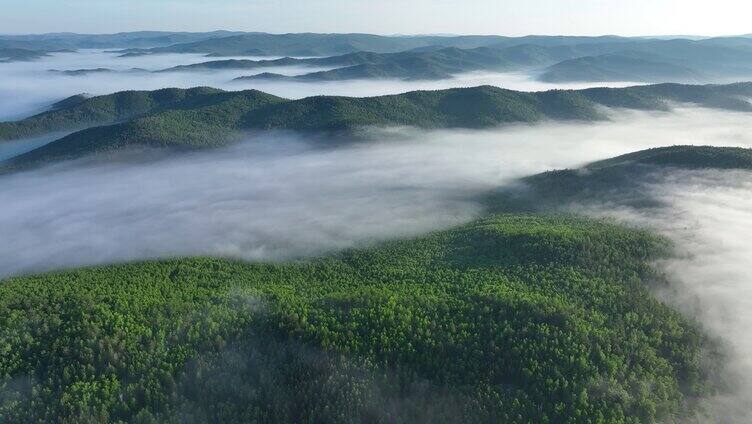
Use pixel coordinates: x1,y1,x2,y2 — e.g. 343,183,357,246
2,107,752,278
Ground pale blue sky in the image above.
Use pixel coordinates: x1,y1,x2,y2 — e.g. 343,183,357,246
3,0,751,36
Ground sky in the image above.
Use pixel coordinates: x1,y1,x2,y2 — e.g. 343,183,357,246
2,0,751,37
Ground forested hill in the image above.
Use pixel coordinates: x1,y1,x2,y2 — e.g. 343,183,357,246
490,145,752,212
584,145,752,170
3,83,752,170
0,213,712,423
0,86,275,141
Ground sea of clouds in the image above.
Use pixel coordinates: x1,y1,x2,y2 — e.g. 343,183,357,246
1,107,751,276
2,49,752,422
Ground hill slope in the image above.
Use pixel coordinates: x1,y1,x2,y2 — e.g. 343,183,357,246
0,213,711,423
490,145,752,211
0,87,282,141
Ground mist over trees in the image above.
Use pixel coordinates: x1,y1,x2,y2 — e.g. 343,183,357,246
2,29,752,424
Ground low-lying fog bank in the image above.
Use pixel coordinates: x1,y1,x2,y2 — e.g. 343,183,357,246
1,107,751,278
0,133,68,161
573,170,752,423
0,50,643,121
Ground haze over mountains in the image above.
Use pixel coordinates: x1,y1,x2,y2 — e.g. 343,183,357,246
136,33,752,83
0,31,244,50
5,31,752,83
3,28,752,424
0,49,645,123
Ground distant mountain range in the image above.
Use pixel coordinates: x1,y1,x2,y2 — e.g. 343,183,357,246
0,31,246,63
151,36,752,83
116,33,630,57
0,31,245,51
5,32,752,83
2,82,752,170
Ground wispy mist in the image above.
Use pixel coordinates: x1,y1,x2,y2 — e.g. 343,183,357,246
572,170,752,423
0,133,65,161
0,50,643,121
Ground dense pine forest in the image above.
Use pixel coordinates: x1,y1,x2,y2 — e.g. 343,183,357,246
0,214,714,423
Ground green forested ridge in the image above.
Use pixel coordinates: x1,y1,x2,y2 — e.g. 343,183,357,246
584,145,752,170
491,145,752,212
0,87,278,142
0,214,713,423
3,83,752,170
4,90,286,167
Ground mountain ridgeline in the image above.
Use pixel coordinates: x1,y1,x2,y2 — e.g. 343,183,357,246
149,37,752,83
115,33,630,57
0,31,246,51
487,145,752,212
2,82,752,170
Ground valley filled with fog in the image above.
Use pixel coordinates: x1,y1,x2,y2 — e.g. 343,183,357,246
2,32,752,424
1,107,749,276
